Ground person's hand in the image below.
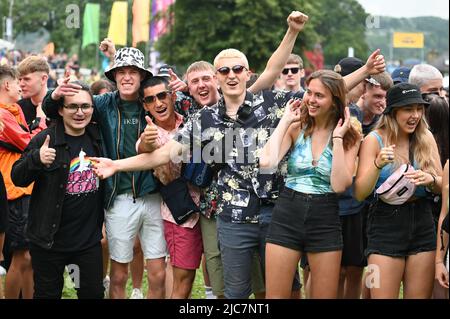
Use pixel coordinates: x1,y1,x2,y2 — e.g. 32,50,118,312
92,157,118,180
281,99,302,124
99,38,116,59
168,69,188,92
39,135,56,167
365,49,386,75
287,11,309,33
403,169,435,187
332,107,351,139
52,76,81,100
375,144,396,169
435,262,449,288
141,116,159,148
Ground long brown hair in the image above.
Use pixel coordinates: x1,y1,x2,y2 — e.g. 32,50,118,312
301,70,361,150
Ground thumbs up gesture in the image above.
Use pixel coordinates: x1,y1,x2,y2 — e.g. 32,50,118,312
141,116,159,149
40,135,56,167
168,69,188,93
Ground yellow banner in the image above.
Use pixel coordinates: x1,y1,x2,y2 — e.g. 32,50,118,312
132,0,150,47
108,1,128,46
393,32,424,48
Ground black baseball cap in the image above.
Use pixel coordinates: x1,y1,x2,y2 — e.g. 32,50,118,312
335,57,364,76
383,83,430,114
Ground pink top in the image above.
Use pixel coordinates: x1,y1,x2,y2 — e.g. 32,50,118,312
137,112,200,228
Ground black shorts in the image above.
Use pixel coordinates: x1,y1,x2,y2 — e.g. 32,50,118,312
7,196,30,251
267,188,342,253
365,198,436,258
340,210,368,267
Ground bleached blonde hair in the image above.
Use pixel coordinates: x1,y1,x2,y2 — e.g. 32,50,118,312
213,49,249,69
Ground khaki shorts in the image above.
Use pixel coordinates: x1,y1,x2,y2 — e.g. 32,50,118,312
200,214,265,297
106,193,167,263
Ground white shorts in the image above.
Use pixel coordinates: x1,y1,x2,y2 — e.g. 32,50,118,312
105,193,167,263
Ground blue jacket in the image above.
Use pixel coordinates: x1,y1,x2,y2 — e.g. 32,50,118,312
42,90,158,210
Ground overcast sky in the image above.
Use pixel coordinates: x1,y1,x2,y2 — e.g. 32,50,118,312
356,0,449,19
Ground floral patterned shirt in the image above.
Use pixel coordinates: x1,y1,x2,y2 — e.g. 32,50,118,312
175,90,300,223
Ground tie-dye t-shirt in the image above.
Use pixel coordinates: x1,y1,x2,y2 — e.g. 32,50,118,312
52,133,103,252
285,131,333,194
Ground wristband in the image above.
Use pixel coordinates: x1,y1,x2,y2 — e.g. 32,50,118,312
374,159,383,170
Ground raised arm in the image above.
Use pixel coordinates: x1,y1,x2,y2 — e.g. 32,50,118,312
249,11,308,93
93,140,186,179
343,49,385,92
259,99,301,169
330,108,361,193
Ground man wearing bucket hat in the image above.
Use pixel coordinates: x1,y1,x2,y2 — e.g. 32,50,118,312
354,82,443,298
42,46,167,299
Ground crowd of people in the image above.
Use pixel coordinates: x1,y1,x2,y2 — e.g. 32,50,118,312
0,10,449,300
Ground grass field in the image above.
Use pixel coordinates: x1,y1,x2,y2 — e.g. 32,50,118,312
62,267,208,299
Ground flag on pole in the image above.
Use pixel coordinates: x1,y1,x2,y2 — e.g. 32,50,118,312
82,3,100,48
43,42,55,56
108,1,128,46
132,0,150,47
393,32,424,49
150,0,175,42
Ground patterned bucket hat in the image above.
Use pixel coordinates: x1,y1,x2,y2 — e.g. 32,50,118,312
104,47,153,82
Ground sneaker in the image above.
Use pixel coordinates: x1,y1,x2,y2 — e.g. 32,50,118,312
103,275,110,299
205,286,216,299
130,288,144,299
0,265,6,276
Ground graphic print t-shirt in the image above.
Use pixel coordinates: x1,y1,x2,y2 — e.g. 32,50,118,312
52,133,103,252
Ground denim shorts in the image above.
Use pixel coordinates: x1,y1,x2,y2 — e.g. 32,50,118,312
266,188,342,253
365,198,436,258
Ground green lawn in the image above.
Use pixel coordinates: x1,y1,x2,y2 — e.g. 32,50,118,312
62,267,207,299
60,267,403,299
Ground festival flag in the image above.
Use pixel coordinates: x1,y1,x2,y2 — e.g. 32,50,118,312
150,0,175,42
108,1,128,46
82,3,100,48
42,42,55,56
132,0,151,47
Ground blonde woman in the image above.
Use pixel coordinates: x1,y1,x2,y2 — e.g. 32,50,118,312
260,70,361,298
354,83,443,299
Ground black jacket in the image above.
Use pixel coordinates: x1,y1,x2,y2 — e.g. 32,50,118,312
0,172,8,233
11,119,104,249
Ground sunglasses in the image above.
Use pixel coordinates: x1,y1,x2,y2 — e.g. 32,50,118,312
63,103,93,114
216,65,247,76
282,67,300,75
143,91,171,104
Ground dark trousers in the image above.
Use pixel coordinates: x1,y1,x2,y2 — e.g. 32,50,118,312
30,243,104,299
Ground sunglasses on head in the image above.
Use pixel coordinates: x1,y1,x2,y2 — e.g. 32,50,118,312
216,65,247,76
143,91,171,104
282,67,300,75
